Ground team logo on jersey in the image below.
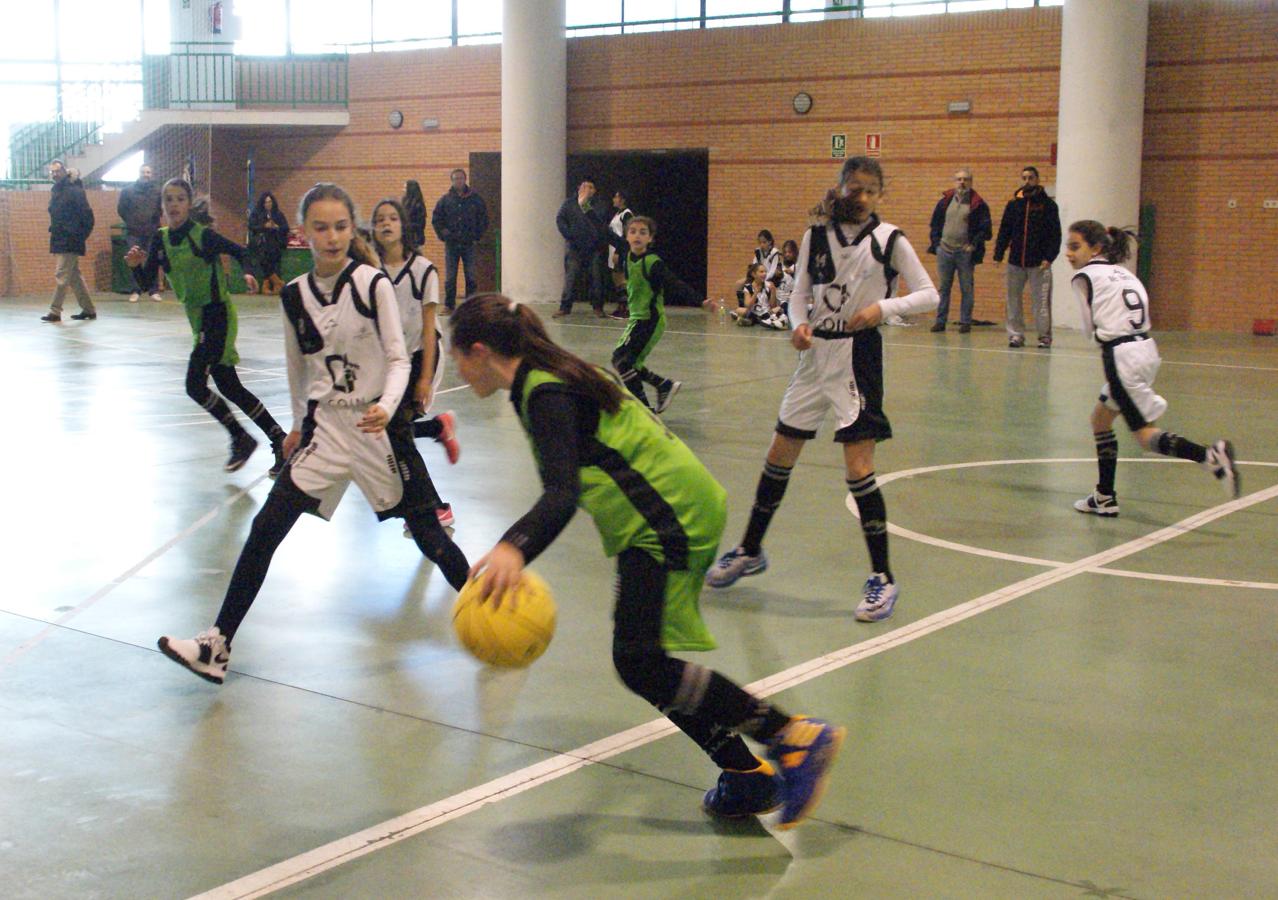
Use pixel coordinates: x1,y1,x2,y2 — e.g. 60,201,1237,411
325,354,360,393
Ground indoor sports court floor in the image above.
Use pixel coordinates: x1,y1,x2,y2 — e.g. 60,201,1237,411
5,294,1277,898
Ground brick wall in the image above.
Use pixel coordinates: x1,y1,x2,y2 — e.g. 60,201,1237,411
0,189,123,298
5,2,1275,331
1142,0,1278,331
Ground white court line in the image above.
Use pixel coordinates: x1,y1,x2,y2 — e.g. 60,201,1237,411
192,481,1278,900
0,474,269,676
869,457,1278,590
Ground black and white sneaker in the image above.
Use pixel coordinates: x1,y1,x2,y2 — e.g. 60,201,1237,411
1074,491,1119,517
224,433,258,472
654,380,682,414
268,438,287,479
1205,440,1240,498
157,627,230,684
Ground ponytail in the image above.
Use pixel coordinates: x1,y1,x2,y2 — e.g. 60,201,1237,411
1069,219,1137,264
450,294,624,414
348,231,380,267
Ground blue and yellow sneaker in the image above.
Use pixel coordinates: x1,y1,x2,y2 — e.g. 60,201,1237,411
702,759,784,819
766,716,846,829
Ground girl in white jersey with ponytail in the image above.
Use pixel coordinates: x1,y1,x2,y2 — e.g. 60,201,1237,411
1065,220,1238,517
371,198,461,531
157,183,470,685
706,157,938,624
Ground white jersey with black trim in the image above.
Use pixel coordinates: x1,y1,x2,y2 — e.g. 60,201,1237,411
384,252,440,356
1071,259,1151,343
281,261,409,430
608,207,632,269
789,216,938,333
755,245,782,283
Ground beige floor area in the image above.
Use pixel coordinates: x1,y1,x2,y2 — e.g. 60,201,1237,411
5,293,1277,899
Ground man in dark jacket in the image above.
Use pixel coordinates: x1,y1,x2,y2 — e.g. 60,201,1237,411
41,159,97,323
927,168,992,333
431,168,488,312
554,180,608,318
993,165,1061,348
117,163,162,302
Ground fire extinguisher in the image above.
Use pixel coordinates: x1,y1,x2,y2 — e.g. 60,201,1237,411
210,1,223,35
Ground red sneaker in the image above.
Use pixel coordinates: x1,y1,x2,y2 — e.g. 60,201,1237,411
436,410,460,464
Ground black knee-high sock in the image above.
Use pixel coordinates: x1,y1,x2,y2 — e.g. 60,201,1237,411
212,365,284,442
611,550,791,770
405,508,470,590
848,473,892,582
1151,429,1207,464
618,368,650,407
413,417,443,440
741,462,792,556
637,366,667,388
1094,429,1119,496
214,485,309,642
620,656,791,768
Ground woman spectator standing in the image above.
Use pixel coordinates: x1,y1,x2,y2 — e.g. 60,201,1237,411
402,180,428,250
248,191,289,294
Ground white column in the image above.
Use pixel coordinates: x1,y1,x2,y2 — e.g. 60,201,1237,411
1052,0,1148,329
501,0,566,305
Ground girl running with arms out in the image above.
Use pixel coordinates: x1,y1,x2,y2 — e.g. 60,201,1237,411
157,184,470,683
371,198,461,529
125,179,287,475
452,295,844,829
1065,220,1238,515
706,157,939,624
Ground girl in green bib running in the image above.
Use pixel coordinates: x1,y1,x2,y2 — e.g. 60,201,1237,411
126,179,286,474
450,294,845,830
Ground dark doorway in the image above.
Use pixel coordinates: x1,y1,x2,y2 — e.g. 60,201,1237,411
468,151,502,293
569,150,708,302
469,149,709,303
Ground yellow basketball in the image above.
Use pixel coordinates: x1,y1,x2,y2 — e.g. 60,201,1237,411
452,570,557,668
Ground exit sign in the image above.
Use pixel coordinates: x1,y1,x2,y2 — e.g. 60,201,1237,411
831,134,846,158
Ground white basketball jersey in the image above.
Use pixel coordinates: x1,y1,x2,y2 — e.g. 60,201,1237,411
790,216,937,333
384,252,439,355
281,261,409,427
1072,260,1151,343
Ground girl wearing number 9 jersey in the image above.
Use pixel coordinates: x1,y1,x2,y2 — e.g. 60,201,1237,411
1066,219,1239,517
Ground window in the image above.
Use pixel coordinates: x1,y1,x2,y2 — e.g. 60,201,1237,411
373,0,454,50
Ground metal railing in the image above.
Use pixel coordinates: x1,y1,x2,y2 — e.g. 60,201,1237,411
143,44,348,110
4,118,101,182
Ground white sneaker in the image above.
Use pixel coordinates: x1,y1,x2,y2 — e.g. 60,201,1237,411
1074,491,1119,517
705,547,768,588
1204,440,1240,498
855,574,898,622
150,292,163,302
128,292,140,303
157,627,230,684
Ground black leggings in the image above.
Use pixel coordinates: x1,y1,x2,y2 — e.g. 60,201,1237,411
186,303,282,441
611,548,786,771
214,472,469,643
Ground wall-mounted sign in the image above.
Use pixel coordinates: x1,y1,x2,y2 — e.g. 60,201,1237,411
831,134,846,159
866,133,882,157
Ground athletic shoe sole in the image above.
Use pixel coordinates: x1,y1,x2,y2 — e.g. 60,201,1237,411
156,637,226,685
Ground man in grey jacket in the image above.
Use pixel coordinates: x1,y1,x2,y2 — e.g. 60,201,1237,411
117,164,162,302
